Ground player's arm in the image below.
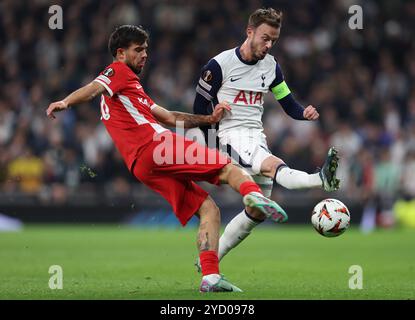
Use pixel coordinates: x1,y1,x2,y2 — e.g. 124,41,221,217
151,102,231,128
193,59,223,117
46,81,106,119
192,59,223,143
270,62,319,121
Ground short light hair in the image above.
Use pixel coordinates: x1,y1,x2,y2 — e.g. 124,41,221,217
248,8,282,29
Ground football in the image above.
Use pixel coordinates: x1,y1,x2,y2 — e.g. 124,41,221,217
311,199,350,237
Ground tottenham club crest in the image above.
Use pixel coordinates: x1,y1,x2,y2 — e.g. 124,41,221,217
103,68,114,77
203,70,212,82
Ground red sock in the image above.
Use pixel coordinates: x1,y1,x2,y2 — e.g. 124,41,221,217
239,181,263,196
199,251,219,276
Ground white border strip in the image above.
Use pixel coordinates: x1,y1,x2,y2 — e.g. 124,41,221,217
93,79,113,97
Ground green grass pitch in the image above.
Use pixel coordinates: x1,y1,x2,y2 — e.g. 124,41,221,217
0,224,414,299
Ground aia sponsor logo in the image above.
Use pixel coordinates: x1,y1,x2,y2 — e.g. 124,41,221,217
233,90,263,105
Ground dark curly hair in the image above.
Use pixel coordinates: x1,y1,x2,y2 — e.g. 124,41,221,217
108,25,149,57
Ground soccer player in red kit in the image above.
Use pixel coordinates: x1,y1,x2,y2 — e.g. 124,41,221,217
46,25,287,292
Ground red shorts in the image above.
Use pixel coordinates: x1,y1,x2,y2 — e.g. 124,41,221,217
132,132,230,226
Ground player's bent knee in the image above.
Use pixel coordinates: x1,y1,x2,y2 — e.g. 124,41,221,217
218,163,252,184
261,156,285,177
198,196,220,221
217,163,233,182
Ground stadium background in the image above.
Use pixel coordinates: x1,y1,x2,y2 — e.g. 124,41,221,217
0,0,414,228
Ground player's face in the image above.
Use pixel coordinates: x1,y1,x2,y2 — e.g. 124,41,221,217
123,42,148,74
248,23,280,60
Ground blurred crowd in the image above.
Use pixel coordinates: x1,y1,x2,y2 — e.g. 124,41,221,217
1,0,415,223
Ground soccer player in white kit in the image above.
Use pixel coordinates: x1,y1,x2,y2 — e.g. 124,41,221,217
193,8,340,265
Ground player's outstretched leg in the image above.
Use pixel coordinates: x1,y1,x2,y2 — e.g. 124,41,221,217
263,147,340,192
319,147,340,192
196,196,243,293
194,208,264,273
194,163,289,273
201,191,287,272
195,194,287,273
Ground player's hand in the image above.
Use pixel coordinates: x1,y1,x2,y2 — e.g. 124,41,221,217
210,101,231,123
303,105,319,120
46,100,69,119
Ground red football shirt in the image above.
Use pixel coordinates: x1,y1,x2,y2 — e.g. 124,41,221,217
93,61,167,170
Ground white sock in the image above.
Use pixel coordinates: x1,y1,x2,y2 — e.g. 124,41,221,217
275,166,321,189
202,274,221,283
218,210,261,261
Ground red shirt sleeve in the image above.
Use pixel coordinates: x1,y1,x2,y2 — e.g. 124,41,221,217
143,91,156,109
94,62,128,97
